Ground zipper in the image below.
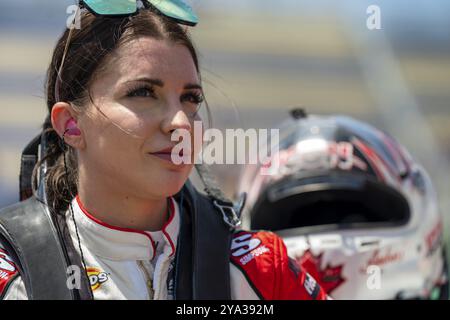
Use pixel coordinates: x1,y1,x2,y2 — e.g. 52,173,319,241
137,261,154,299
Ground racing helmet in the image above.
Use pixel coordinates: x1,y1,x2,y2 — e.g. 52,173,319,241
238,109,448,299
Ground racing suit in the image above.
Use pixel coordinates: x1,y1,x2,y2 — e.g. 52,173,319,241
0,196,328,300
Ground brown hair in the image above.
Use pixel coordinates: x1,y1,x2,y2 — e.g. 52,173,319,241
35,9,202,213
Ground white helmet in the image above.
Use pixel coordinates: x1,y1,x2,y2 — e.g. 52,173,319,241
238,109,448,299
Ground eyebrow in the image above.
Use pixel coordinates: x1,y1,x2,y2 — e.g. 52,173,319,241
124,77,203,90
184,83,203,90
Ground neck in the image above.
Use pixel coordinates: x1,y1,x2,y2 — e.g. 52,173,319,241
77,181,169,232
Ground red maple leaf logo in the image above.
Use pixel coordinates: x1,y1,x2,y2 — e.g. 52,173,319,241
296,250,345,294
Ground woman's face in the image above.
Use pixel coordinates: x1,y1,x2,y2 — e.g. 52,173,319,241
78,37,202,199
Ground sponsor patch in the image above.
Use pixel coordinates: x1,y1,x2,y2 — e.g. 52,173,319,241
231,232,270,265
239,245,270,266
86,267,109,291
304,272,320,299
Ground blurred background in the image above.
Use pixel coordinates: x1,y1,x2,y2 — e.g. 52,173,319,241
0,0,449,260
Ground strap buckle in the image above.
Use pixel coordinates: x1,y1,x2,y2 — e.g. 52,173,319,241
213,200,242,230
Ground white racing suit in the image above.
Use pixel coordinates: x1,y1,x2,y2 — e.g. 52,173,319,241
0,196,328,300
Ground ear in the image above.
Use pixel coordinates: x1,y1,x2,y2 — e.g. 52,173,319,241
51,102,86,150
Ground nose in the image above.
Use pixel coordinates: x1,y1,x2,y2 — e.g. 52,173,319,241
160,101,192,135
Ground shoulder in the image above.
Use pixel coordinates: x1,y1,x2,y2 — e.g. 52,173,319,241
0,243,27,300
0,197,41,215
230,230,329,300
0,198,42,299
0,198,45,232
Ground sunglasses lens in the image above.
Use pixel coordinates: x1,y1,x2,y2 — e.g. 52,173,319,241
83,0,137,15
148,0,198,26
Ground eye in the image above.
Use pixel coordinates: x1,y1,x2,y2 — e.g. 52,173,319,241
181,91,204,117
126,85,156,98
181,91,204,105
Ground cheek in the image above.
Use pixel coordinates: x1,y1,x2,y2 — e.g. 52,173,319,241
106,105,154,137
92,102,161,142
84,117,153,168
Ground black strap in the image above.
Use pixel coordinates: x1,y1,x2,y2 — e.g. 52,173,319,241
19,134,41,201
174,182,233,300
193,193,233,299
53,209,94,300
173,189,193,299
0,198,78,299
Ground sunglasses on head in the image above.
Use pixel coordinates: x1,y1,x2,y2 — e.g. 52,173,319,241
79,0,198,26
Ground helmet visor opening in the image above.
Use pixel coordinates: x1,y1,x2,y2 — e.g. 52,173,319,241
251,176,410,232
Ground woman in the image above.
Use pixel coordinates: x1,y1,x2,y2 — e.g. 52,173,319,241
0,0,327,300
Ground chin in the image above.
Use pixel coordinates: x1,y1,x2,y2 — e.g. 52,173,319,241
149,169,190,197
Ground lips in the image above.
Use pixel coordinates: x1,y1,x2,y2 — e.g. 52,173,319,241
149,147,184,163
